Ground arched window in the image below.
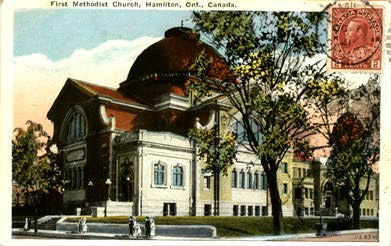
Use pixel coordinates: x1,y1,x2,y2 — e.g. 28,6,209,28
66,112,86,142
172,166,183,187
231,170,237,188
253,172,259,190
62,107,87,143
233,118,261,142
247,172,253,189
239,170,245,189
260,173,267,190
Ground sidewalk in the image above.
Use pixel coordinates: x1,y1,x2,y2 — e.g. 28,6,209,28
12,228,378,241
12,228,212,240
230,228,378,241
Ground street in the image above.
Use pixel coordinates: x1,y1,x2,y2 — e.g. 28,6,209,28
12,231,378,242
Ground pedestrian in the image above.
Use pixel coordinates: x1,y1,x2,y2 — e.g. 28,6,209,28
145,216,151,239
82,217,88,234
23,217,30,231
134,221,141,239
77,217,83,234
128,216,135,237
150,218,155,238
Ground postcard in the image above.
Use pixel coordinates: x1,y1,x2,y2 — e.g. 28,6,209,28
1,0,390,245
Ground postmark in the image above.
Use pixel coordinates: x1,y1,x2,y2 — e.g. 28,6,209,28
329,6,383,72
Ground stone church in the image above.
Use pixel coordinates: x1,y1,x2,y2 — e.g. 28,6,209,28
47,27,378,217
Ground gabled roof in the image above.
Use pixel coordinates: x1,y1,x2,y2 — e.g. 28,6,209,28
71,78,145,106
47,78,150,119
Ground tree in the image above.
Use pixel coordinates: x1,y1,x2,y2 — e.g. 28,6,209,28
326,76,380,229
12,120,64,233
188,11,344,234
189,123,237,216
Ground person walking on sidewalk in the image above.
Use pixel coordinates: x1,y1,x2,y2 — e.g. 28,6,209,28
23,217,31,231
128,216,136,237
145,216,151,239
82,217,88,234
150,218,156,238
77,217,83,234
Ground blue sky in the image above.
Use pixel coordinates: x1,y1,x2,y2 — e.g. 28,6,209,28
13,9,193,133
14,9,193,60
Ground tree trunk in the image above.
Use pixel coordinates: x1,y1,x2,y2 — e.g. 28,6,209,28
267,170,283,235
213,170,220,216
214,172,217,216
352,202,361,229
34,206,38,233
216,172,220,216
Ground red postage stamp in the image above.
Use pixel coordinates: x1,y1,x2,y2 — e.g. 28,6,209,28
329,7,383,72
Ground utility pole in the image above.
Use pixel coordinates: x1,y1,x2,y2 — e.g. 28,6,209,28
116,156,119,201
213,106,220,216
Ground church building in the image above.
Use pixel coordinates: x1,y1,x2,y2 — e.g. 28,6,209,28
47,27,378,218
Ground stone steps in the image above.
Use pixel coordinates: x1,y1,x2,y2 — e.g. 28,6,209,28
91,202,134,217
37,216,62,230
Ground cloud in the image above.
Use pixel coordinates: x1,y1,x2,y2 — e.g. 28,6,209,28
13,36,160,134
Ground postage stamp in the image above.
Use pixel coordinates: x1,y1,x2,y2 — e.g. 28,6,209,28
329,6,383,72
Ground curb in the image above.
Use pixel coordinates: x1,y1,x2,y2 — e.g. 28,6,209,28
12,229,212,241
265,228,378,241
219,228,379,241
12,228,378,241
12,229,126,240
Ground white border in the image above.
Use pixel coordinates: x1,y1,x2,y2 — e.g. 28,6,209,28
0,0,13,244
2,1,390,246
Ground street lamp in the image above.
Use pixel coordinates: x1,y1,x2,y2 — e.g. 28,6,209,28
105,178,112,217
88,181,94,203
316,194,326,236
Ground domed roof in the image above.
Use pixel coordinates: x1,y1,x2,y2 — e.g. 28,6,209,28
125,27,225,81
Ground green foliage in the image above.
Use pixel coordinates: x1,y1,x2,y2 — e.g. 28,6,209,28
327,77,380,189
188,11,346,234
327,113,378,194
189,128,237,175
12,121,64,205
329,134,374,179
189,11,345,162
326,77,380,229
186,51,212,103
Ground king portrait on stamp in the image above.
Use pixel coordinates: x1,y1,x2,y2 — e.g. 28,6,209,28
330,7,383,72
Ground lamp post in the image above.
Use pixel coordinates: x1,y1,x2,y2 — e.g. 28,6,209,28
316,194,326,236
105,178,112,217
88,181,94,203
116,156,119,201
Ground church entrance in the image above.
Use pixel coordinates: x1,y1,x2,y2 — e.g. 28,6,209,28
118,158,134,202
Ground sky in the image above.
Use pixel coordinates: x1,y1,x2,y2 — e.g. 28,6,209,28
14,9,193,135
14,9,193,60
13,8,372,138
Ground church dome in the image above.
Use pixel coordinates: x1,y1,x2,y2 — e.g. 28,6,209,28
125,27,225,81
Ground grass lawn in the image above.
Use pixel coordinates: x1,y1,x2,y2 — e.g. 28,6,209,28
65,216,378,237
